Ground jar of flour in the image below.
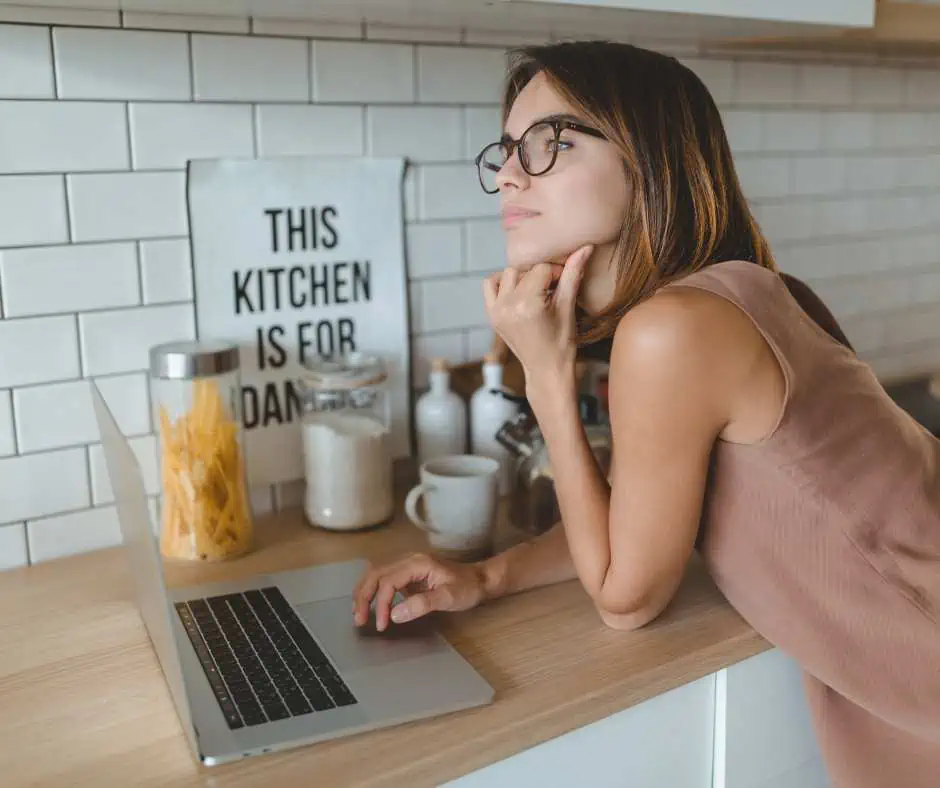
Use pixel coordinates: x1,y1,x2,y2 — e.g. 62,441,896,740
298,352,394,531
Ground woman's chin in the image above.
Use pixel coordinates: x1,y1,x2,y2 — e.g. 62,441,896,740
505,238,570,270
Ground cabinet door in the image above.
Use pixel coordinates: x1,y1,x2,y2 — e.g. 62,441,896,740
719,649,831,788
445,674,716,788
494,0,875,28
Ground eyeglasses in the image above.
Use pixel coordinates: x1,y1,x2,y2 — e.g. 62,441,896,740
474,118,606,194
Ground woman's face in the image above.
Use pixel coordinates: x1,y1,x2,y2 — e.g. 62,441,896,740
497,72,629,313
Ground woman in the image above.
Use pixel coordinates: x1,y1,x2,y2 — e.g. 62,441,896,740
353,41,940,786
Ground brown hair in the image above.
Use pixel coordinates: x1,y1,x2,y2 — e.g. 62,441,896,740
502,40,776,344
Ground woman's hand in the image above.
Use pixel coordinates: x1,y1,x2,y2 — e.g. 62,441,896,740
483,245,592,401
352,553,489,631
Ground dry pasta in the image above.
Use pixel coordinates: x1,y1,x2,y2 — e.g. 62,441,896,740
158,378,253,561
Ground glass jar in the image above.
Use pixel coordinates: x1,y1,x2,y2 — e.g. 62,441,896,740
297,352,394,531
149,340,254,562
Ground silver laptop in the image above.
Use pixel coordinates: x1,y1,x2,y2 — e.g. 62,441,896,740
90,380,493,767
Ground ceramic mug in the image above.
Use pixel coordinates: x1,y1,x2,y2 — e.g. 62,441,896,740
404,454,500,560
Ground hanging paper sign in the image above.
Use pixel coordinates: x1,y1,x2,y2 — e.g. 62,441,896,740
187,156,410,487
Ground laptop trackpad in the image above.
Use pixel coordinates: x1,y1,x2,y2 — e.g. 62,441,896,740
298,596,451,671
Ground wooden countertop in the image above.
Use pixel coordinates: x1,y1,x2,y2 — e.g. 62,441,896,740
0,503,769,788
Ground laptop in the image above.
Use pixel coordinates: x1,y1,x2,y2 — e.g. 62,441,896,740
89,380,494,767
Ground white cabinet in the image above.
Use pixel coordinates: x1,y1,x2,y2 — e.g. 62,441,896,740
7,0,876,38
717,649,832,788
447,649,831,788
445,674,716,788
496,0,876,29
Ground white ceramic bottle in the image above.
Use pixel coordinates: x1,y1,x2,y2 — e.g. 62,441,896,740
415,358,467,466
470,352,520,496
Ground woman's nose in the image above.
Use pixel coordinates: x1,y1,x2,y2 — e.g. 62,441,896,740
495,148,529,192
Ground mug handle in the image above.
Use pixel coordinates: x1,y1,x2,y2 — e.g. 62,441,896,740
404,483,440,534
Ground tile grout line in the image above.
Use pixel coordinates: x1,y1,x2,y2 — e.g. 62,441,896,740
6,388,19,456
124,102,134,170
187,32,195,101
135,241,145,306
83,444,94,513
6,423,156,459
48,25,60,99
459,219,469,274
307,38,315,102
62,173,74,243
74,313,84,381
362,105,370,155
0,300,194,328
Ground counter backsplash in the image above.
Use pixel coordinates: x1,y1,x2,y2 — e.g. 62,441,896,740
1,8,939,569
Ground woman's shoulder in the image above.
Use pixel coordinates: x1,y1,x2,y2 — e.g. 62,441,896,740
611,280,775,407
613,280,755,358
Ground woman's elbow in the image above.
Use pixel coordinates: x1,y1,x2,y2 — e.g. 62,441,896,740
596,603,662,631
595,587,670,631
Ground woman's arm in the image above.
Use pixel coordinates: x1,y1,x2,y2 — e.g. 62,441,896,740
528,289,758,629
477,521,578,599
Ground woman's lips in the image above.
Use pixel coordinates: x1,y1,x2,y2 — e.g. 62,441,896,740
500,206,540,228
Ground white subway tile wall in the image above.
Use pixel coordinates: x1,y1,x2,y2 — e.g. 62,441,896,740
129,103,255,169
0,392,15,456
0,523,28,569
312,41,414,103
121,12,249,34
249,17,362,40
367,105,463,162
139,238,193,304
53,28,191,101
67,171,188,241
0,5,119,28
0,24,53,98
0,101,129,172
0,447,89,523
0,13,938,570
78,303,195,376
88,434,160,505
0,175,68,247
191,34,309,102
255,104,364,156
0,315,81,387
27,506,122,563
0,241,139,317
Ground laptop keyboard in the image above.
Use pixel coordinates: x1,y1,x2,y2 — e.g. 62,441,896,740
175,587,358,730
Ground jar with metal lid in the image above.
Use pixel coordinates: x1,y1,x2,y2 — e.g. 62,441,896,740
496,394,612,536
149,340,254,562
297,351,394,531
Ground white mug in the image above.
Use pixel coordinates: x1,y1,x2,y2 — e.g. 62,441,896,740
404,455,500,559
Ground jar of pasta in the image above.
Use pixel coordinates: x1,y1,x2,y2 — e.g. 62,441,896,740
149,340,254,562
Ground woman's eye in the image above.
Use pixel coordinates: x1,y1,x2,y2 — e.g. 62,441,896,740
547,138,573,153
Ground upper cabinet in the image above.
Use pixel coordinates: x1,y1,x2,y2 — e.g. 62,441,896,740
712,1,940,56
5,0,878,41
15,0,940,54
496,0,876,29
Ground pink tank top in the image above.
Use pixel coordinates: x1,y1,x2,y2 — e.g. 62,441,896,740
667,260,940,788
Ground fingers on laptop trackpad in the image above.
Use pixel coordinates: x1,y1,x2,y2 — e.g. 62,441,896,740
357,613,438,639
298,597,446,671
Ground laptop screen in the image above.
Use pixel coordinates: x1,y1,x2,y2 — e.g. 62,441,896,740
89,379,199,752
